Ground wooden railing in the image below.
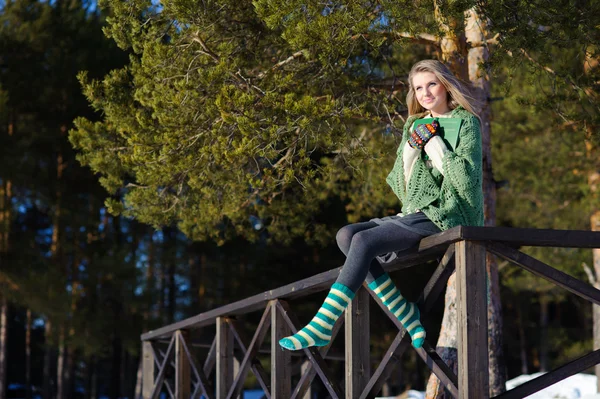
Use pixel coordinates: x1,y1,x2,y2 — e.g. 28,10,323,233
139,226,600,399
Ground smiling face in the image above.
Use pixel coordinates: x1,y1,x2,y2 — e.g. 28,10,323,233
411,71,451,116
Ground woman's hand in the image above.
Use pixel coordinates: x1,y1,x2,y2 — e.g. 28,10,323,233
408,120,440,150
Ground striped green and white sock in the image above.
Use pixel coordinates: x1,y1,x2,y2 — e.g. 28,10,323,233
368,273,426,348
278,282,354,351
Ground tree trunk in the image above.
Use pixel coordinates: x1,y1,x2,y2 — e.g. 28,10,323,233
146,232,156,322
539,296,549,372
584,49,600,393
64,347,74,399
48,147,65,399
516,303,529,375
110,335,122,399
166,229,176,325
434,0,468,81
120,348,128,399
425,273,459,398
159,242,166,324
26,308,32,399
134,356,143,399
0,112,12,399
426,6,506,397
592,210,600,393
56,327,65,399
0,296,7,399
43,320,53,399
64,230,81,399
465,7,506,394
85,356,96,399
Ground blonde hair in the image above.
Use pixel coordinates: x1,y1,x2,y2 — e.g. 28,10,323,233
406,59,481,118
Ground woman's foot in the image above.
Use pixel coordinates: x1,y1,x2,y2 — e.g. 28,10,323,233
279,282,354,350
368,273,426,348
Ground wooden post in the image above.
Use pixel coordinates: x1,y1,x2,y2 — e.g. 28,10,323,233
142,341,155,399
272,300,291,398
175,331,191,399
456,240,489,399
346,285,370,397
216,317,234,399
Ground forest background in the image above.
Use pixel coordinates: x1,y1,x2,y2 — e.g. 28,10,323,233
0,0,599,398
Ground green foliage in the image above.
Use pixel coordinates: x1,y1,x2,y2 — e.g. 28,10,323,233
70,0,458,244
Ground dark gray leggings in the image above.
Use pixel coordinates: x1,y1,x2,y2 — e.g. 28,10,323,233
334,220,426,292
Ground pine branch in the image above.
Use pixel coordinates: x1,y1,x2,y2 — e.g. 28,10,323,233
251,28,443,83
502,45,590,98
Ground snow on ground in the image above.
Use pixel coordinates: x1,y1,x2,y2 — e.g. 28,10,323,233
376,373,600,399
505,373,599,399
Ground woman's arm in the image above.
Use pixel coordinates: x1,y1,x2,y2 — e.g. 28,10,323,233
403,142,421,185
424,136,449,176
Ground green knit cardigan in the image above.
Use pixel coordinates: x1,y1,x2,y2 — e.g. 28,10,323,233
386,106,484,231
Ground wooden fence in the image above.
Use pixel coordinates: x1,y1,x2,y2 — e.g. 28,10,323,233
139,226,600,399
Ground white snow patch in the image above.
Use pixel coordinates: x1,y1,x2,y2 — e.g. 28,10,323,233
376,373,599,399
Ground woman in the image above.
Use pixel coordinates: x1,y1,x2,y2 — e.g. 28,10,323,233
279,59,484,351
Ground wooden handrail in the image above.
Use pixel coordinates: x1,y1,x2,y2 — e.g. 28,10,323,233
139,226,600,399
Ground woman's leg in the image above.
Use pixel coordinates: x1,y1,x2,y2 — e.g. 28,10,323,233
335,221,424,291
279,221,426,350
335,221,389,285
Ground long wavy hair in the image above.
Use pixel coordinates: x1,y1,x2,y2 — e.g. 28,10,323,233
406,59,481,118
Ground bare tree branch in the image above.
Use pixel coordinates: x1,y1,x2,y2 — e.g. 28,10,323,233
256,50,306,79
350,31,440,47
583,262,597,285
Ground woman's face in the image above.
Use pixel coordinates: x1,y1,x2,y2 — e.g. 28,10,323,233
412,71,450,116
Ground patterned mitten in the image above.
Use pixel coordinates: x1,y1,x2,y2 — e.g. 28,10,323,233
408,120,440,150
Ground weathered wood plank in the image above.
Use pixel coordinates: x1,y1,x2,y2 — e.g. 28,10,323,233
175,331,191,399
275,300,344,398
420,226,600,251
456,240,488,399
272,300,292,398
494,349,600,399
360,329,411,399
360,333,458,399
228,320,271,398
149,335,176,399
468,226,600,247
142,341,155,399
346,286,370,397
362,249,459,398
227,305,272,399
364,292,459,398
419,226,464,251
487,241,600,306
216,317,234,399
419,342,459,398
418,244,456,313
141,249,443,341
291,314,344,399
150,344,175,399
203,337,216,378
178,332,214,399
